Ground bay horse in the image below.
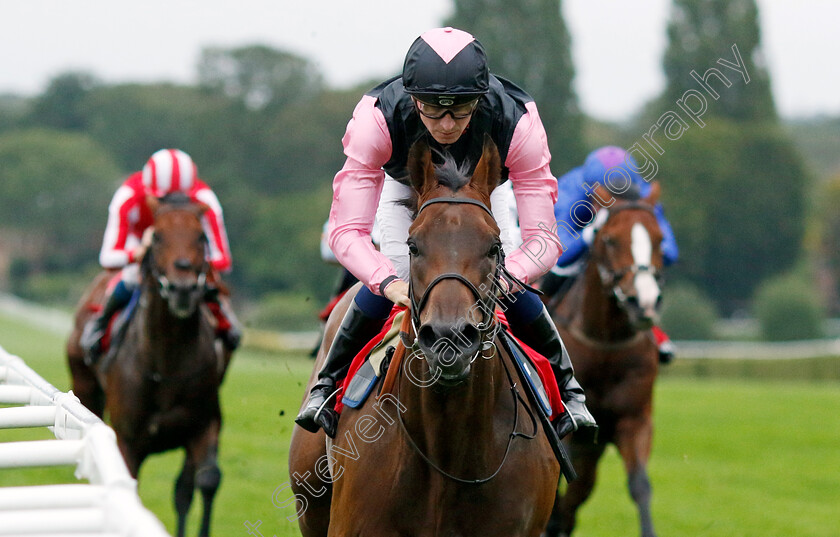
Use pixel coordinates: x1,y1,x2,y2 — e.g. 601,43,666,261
545,185,665,537
66,193,226,537
288,136,559,536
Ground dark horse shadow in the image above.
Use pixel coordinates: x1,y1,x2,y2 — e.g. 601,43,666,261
545,184,665,537
66,193,229,537
288,136,560,537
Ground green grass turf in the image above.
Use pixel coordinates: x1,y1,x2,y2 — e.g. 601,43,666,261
2,311,839,536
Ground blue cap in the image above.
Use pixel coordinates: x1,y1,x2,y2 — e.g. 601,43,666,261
582,146,644,197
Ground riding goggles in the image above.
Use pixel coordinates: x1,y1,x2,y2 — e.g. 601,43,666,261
414,97,479,120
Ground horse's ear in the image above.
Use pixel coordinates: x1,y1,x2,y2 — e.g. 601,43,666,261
407,137,436,197
471,134,501,197
644,181,661,206
146,194,160,214
196,201,210,216
593,184,613,211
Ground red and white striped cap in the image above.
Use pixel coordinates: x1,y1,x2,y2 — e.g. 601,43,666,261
141,149,197,197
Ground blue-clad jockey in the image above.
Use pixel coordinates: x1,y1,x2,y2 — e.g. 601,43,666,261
540,146,679,363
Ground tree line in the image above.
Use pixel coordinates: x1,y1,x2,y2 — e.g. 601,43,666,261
0,0,824,329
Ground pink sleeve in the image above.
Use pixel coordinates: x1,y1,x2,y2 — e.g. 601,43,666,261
328,95,399,294
195,188,233,273
504,102,562,284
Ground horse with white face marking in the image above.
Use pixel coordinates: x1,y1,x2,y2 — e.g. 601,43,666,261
546,183,665,537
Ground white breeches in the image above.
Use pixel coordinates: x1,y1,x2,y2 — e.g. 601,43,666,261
376,176,520,280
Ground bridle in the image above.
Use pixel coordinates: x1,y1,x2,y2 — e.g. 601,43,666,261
593,202,663,305
143,225,210,308
401,195,540,484
408,196,503,343
399,195,544,484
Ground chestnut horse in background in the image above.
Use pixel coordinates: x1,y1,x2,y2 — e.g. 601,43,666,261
545,185,665,537
66,193,228,537
288,137,559,537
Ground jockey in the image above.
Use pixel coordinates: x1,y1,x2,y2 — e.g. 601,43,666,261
295,27,597,439
80,149,241,365
540,145,680,363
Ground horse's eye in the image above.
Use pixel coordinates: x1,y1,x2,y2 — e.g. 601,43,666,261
408,241,419,256
488,243,501,258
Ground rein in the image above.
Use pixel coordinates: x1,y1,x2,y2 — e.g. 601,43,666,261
408,196,500,338
594,202,662,291
400,194,540,485
138,225,214,384
143,234,210,304
395,335,538,485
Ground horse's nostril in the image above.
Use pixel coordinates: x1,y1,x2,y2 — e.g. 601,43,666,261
459,323,480,347
174,258,193,271
417,324,439,352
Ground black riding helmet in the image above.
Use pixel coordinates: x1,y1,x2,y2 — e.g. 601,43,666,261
402,27,489,106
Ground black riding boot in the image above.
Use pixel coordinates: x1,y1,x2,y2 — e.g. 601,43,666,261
80,286,131,367
511,306,597,440
294,301,386,437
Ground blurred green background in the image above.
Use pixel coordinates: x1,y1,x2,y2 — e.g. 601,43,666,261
3,1,840,536
1,0,839,339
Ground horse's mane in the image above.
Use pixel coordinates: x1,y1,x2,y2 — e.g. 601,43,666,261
400,150,474,216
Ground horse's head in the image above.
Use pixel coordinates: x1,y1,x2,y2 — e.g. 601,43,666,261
406,135,503,385
144,193,209,318
591,183,664,330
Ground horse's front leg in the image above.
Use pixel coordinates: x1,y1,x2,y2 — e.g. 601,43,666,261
615,417,656,537
115,436,145,478
547,437,605,537
67,337,106,417
174,453,196,537
190,418,222,537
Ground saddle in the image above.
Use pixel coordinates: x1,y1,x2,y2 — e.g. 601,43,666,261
334,307,563,421
97,288,141,372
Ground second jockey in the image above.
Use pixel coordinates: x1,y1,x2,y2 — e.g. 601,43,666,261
80,148,241,365
540,145,680,362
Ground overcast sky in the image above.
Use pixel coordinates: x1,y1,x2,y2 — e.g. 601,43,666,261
0,0,836,121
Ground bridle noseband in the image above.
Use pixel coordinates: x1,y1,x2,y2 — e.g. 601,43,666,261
594,202,663,298
144,231,210,306
408,196,502,339
401,195,539,484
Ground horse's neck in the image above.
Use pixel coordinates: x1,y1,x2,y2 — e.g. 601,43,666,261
398,342,511,473
142,284,202,368
577,264,636,342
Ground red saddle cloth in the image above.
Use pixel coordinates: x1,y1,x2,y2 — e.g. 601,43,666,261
318,290,350,322
334,306,564,419
86,302,121,355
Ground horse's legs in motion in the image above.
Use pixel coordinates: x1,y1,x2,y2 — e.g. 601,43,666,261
174,452,196,537
615,418,656,537
69,359,106,417
547,439,606,537
174,419,222,537
114,436,144,478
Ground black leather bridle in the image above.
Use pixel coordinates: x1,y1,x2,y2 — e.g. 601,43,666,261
593,202,663,297
401,196,539,484
408,197,502,337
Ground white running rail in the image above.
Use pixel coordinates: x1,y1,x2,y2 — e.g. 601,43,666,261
0,345,170,536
